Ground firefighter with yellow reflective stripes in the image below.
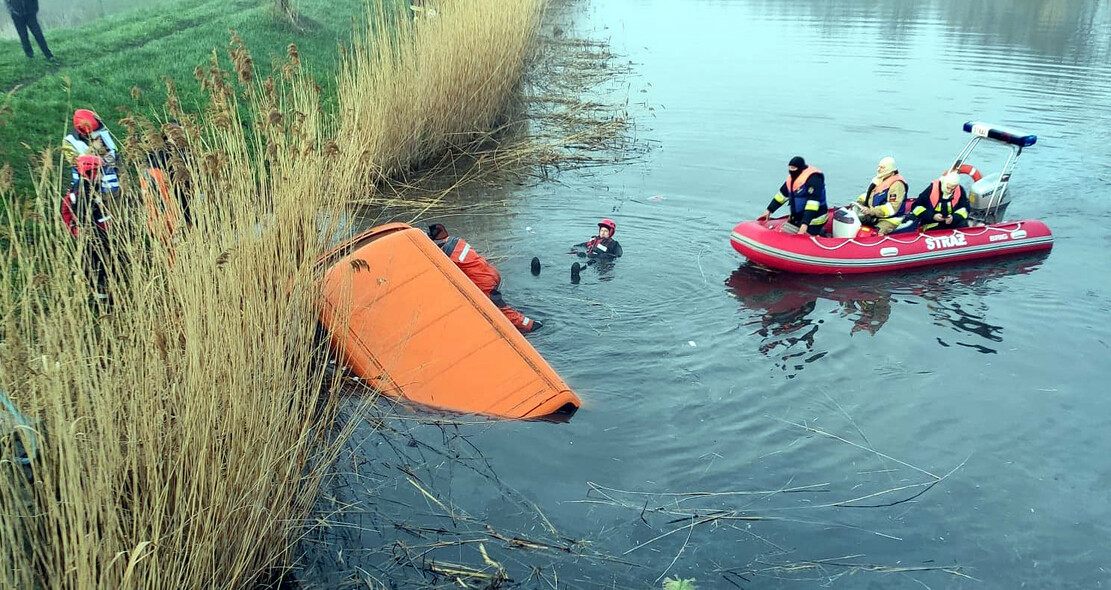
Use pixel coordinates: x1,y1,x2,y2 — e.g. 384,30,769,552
757,156,828,236
895,171,970,233
851,156,908,235
63,109,120,195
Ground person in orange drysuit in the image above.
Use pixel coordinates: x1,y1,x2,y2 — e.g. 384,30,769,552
428,223,542,333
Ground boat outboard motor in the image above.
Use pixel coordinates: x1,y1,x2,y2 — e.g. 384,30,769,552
968,173,1011,224
832,208,862,238
952,121,1037,225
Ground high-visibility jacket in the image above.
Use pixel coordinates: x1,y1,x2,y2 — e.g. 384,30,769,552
63,121,120,194
909,181,968,218
856,173,908,219
769,166,828,226
908,181,970,230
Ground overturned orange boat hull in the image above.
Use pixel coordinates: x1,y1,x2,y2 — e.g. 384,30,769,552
318,223,580,419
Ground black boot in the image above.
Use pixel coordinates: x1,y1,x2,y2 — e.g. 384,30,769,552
570,262,581,284
530,257,541,276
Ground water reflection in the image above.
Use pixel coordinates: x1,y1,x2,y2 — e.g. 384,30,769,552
926,299,1003,353
726,253,1049,373
740,0,1111,135
756,0,1111,64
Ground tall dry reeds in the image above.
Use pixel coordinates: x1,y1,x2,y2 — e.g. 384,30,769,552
1,0,550,587
334,0,545,187
0,38,351,589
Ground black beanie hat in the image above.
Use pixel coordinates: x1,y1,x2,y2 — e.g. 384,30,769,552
788,156,807,169
428,223,448,241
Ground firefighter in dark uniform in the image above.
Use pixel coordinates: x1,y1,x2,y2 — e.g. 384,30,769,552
758,156,829,236
428,224,542,333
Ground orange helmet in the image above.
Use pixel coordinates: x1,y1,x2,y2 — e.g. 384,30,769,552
73,109,100,136
76,154,102,181
598,218,616,235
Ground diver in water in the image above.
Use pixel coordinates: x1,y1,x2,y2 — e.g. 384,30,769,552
572,218,623,259
569,218,622,283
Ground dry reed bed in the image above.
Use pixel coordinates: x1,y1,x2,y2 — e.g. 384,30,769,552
336,7,647,216
335,0,543,185
0,45,344,589
0,0,549,587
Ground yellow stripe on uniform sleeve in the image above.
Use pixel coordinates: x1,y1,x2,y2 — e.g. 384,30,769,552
773,192,788,204
804,200,820,211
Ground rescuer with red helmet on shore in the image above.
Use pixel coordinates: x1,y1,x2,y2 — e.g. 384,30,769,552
60,154,117,301
63,108,121,196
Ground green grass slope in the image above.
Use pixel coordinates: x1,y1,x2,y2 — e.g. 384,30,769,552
0,0,366,199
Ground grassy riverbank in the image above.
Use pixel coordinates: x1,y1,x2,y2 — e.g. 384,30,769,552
0,0,549,587
0,0,369,203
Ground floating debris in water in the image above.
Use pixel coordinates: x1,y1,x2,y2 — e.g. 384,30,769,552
662,578,697,590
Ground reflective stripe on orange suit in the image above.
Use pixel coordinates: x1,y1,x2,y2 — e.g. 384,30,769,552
495,299,535,332
438,236,501,293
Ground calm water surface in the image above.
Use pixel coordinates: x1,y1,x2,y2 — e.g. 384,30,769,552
307,1,1111,587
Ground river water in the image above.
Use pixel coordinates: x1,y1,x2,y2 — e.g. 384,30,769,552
306,1,1111,588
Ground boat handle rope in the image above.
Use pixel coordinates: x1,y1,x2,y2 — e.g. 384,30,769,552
805,221,1025,251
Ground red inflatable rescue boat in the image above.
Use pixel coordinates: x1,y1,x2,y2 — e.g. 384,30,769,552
732,121,1055,274
731,218,1053,274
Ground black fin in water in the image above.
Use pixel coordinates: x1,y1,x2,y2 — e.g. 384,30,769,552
531,257,541,276
570,262,581,284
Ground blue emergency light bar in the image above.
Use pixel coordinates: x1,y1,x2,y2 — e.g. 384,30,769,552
963,121,1037,147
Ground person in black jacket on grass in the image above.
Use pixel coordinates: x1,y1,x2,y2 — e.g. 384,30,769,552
5,0,54,61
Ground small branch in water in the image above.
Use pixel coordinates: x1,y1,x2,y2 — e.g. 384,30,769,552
653,516,696,585
778,418,942,479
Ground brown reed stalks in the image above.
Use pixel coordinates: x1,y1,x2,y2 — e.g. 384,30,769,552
333,0,545,190
0,37,350,590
